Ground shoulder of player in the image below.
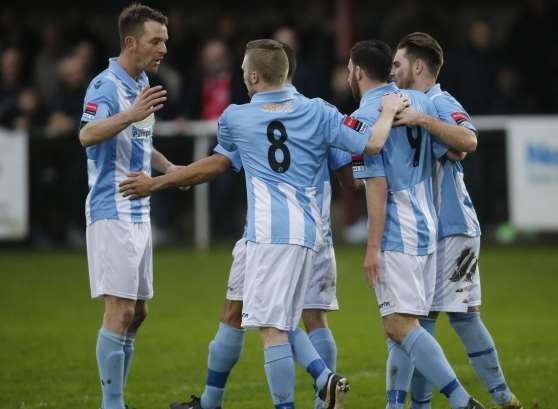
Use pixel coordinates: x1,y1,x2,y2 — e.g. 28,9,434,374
85,70,118,97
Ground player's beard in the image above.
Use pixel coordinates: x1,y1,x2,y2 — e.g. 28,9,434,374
398,67,415,90
349,71,361,102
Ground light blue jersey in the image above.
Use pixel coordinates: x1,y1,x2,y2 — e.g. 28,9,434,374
81,58,153,225
217,88,368,250
352,83,440,256
427,84,481,239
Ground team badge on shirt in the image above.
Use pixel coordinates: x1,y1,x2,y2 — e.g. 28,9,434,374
343,116,369,135
451,112,469,125
83,102,98,121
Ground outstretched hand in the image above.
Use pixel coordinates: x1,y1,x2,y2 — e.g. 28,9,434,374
119,172,154,199
126,85,167,123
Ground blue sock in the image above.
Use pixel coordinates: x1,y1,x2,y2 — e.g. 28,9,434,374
308,328,337,409
289,328,332,392
401,327,470,409
449,312,513,405
123,332,135,387
410,318,436,409
385,339,412,409
308,328,337,372
200,322,245,409
264,343,296,409
96,328,126,409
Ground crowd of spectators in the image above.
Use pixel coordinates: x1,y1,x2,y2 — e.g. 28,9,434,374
1,0,556,245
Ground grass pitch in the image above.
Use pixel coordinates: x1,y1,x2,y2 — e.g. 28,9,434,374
1,245,557,409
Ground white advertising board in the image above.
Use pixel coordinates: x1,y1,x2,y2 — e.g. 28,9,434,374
0,129,28,239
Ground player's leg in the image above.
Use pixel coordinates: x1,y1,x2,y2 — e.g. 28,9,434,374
449,306,520,408
98,295,136,409
242,243,313,409
303,310,337,372
409,312,439,409
88,220,145,409
122,300,148,387
378,252,482,409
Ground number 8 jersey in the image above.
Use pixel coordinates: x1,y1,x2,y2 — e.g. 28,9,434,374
352,83,445,256
217,88,371,250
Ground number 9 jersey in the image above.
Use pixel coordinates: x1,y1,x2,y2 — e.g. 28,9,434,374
217,88,371,251
352,82,445,256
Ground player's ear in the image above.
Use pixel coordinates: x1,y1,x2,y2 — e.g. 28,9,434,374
250,71,259,85
414,58,423,76
355,65,362,81
124,35,137,51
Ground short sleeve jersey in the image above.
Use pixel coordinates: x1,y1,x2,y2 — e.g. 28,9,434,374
352,83,439,256
217,88,369,250
81,58,154,225
427,84,481,239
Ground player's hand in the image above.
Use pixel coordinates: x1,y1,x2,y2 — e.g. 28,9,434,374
119,172,155,199
393,107,422,127
126,85,167,123
447,150,467,161
381,92,409,115
363,247,381,288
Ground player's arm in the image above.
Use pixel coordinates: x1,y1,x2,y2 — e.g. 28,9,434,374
363,93,408,155
363,176,387,288
334,164,359,190
151,148,178,174
79,86,167,147
393,107,477,153
119,153,231,199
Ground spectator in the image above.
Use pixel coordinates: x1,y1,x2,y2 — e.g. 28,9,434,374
33,23,64,105
0,47,26,128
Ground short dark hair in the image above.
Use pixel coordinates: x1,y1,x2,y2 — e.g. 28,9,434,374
245,39,288,86
350,40,393,82
277,41,297,81
118,3,168,48
397,32,444,78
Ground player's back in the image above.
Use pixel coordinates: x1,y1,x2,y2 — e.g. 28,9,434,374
352,83,439,255
218,88,367,250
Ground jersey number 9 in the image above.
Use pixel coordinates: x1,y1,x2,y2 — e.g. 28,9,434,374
267,121,291,173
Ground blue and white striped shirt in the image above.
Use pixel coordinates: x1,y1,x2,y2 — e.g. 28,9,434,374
427,84,481,239
81,58,153,225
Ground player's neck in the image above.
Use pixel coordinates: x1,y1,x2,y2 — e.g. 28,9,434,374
359,79,388,96
254,83,284,94
413,76,435,93
117,54,142,80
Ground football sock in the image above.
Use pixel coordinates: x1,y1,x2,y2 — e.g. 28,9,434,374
289,328,332,392
410,318,437,409
385,338,411,409
401,327,470,409
200,322,245,409
308,328,337,372
449,312,513,405
123,332,135,387
308,328,337,409
96,328,126,409
264,343,296,409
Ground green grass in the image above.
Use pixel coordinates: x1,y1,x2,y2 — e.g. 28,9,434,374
1,245,557,409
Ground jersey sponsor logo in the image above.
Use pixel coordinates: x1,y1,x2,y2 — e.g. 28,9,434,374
449,247,478,283
85,102,98,116
451,112,469,125
343,116,369,135
132,126,152,140
351,154,365,172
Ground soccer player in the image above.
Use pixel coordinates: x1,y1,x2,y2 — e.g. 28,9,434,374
78,5,177,409
389,32,522,409
348,40,484,409
119,43,354,409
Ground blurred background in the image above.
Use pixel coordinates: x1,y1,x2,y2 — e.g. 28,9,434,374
1,0,557,249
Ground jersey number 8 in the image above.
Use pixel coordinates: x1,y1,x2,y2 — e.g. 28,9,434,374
267,120,291,173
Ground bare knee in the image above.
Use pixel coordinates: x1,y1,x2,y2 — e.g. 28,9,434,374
220,300,243,329
383,314,419,344
103,296,136,334
260,327,288,348
129,302,148,333
302,309,328,333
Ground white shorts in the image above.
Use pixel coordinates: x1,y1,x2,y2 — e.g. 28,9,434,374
429,236,482,312
226,239,338,311
242,242,314,331
303,243,339,311
86,219,153,300
375,251,436,317
225,238,247,301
